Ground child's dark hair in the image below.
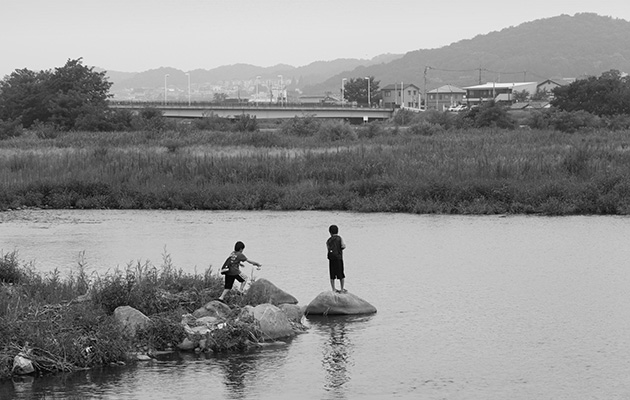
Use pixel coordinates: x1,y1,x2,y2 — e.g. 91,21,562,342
328,225,338,235
234,241,245,251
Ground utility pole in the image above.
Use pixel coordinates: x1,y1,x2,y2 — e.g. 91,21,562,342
423,66,429,110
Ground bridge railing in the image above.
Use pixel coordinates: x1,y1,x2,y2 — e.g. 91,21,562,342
108,100,390,110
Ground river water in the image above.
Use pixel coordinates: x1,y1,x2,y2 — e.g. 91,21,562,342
2,210,630,399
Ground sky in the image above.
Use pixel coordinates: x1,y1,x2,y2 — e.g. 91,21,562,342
2,0,629,77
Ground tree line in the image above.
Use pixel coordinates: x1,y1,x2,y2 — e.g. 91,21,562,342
1,58,630,138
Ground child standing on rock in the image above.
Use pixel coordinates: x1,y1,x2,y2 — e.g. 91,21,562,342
218,241,261,302
326,225,346,293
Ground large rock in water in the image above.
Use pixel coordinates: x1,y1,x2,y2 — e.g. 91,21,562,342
305,291,377,315
248,278,298,305
240,304,296,340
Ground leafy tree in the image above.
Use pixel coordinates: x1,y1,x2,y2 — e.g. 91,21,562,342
47,58,112,130
551,69,630,116
462,101,515,129
343,76,380,106
0,68,52,128
512,90,530,102
0,58,112,131
531,89,550,101
0,118,23,139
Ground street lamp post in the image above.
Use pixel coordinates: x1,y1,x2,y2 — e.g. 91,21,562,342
365,77,371,107
341,78,347,106
277,75,283,106
186,73,191,106
256,76,261,106
164,74,169,105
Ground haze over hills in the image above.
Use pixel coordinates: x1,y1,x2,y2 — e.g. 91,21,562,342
107,54,403,94
306,13,630,94
105,13,630,99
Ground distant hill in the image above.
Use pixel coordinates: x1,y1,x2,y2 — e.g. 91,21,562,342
104,13,630,98
303,13,630,94
106,54,403,92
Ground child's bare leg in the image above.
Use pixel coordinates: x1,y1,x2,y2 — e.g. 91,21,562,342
340,278,345,292
330,279,336,292
218,289,230,300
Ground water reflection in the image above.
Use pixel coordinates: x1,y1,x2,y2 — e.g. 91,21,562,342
308,315,374,399
215,353,261,399
0,366,132,399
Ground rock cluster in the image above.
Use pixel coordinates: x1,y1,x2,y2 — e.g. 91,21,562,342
114,279,307,354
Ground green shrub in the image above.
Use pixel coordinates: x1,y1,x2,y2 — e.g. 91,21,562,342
279,114,321,136
206,312,262,352
469,101,516,129
135,313,186,351
132,107,168,133
317,120,357,141
546,109,602,133
0,251,24,284
424,110,455,129
356,122,386,138
0,118,23,140
31,121,60,139
603,114,630,131
232,114,258,132
408,121,444,136
390,109,422,126
192,114,231,131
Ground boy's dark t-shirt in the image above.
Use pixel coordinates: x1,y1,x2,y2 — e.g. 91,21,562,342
222,251,247,275
326,235,343,260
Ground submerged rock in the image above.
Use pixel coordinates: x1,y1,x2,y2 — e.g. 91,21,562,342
305,291,377,315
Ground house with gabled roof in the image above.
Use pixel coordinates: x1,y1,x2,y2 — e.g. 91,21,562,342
536,78,574,99
380,83,421,108
426,84,466,111
537,78,574,93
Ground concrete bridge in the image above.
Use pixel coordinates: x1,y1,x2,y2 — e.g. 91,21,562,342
109,102,395,122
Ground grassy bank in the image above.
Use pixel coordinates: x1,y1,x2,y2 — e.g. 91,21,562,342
2,126,630,215
0,251,267,380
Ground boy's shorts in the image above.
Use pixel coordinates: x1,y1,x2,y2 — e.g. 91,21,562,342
225,273,246,289
329,259,345,280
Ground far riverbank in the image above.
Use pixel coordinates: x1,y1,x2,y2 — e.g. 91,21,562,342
1,126,630,215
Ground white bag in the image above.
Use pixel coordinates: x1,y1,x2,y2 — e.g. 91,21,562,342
13,354,35,375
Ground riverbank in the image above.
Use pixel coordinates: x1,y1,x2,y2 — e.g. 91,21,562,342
0,251,278,380
2,126,630,215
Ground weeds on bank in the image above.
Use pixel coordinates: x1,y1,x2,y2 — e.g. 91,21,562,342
0,251,227,380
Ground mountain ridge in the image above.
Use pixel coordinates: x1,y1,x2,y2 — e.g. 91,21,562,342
104,13,630,97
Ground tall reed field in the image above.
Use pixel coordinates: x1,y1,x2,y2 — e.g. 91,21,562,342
2,124,630,215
